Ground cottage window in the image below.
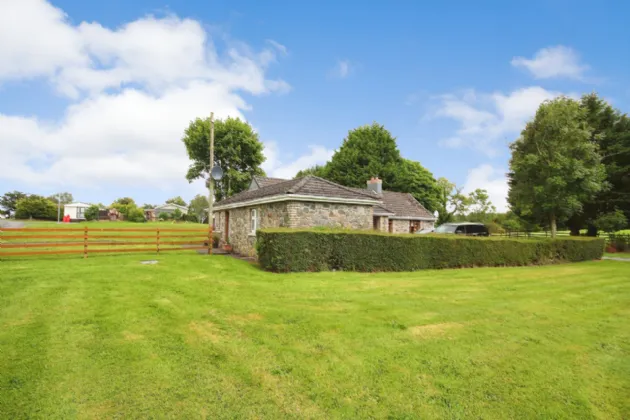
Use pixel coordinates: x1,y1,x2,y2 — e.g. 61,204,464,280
250,209,258,234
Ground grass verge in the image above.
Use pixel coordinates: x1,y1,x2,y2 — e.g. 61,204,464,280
1,255,629,418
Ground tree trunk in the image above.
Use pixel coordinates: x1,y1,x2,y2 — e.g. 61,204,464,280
550,214,557,238
586,224,598,237
569,226,580,236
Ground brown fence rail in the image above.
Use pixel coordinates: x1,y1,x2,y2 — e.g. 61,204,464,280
0,227,212,258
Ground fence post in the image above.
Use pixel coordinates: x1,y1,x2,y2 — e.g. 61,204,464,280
208,226,212,255
84,226,88,259
157,228,160,254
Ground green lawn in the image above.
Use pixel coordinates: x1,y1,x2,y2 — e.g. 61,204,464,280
1,255,629,419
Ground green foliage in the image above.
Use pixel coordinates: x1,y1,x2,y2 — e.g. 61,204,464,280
1,191,28,217
435,178,468,224
112,197,136,206
568,93,630,234
142,203,157,210
84,205,100,221
594,210,628,234
257,229,604,272
158,212,170,221
47,192,74,205
389,159,440,212
467,189,496,222
166,196,187,207
126,207,146,223
172,209,183,221
14,195,58,220
294,165,327,179
484,222,505,235
188,194,209,223
608,234,629,252
508,97,607,236
182,116,266,201
324,123,402,188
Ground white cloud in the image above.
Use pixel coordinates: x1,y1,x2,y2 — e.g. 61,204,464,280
0,0,310,195
329,59,352,79
432,86,563,155
511,45,589,81
463,164,509,213
261,142,333,179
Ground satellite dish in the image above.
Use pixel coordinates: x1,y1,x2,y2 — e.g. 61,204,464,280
211,166,224,181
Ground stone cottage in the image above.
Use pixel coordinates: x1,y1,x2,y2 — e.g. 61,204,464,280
213,175,436,256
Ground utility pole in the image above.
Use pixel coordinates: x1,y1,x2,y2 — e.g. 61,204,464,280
208,112,215,229
57,194,61,223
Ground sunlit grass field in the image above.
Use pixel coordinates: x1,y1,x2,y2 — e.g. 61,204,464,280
1,254,628,418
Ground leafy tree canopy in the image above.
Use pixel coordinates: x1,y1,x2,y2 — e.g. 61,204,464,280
182,116,266,201
568,93,630,235
166,196,187,207
1,191,28,216
389,159,440,212
508,97,607,237
188,194,209,223
324,123,402,188
434,178,469,225
47,192,74,205
593,209,628,234
15,195,57,220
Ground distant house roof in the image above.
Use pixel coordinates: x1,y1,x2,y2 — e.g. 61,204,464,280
250,176,288,190
154,203,188,211
64,202,91,208
215,176,380,209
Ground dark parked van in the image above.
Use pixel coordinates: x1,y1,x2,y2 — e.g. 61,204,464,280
434,222,489,236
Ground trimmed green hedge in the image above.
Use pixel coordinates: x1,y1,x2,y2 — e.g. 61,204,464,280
256,229,605,272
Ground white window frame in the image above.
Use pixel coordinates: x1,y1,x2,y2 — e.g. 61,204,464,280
250,208,258,235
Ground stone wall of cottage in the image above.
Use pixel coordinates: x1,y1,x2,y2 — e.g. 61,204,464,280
213,202,291,257
286,201,373,230
390,219,411,234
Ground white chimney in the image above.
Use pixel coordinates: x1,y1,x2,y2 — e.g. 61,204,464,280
367,177,382,194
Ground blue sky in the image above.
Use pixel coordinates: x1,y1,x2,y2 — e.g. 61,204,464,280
1,0,628,211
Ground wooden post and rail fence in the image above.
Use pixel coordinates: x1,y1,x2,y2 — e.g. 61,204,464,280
0,226,213,258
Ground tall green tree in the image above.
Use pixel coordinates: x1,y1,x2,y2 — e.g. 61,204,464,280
467,189,496,222
0,191,27,217
166,196,187,207
508,97,607,237
188,194,209,223
434,178,469,224
182,116,266,201
47,192,74,205
15,195,57,220
567,93,630,235
324,123,402,188
389,159,440,211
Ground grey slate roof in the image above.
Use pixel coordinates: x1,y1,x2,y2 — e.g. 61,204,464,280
348,187,434,219
215,176,379,207
379,190,435,219
217,176,435,220
252,176,288,188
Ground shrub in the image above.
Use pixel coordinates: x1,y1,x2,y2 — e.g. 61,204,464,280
594,210,628,234
609,234,629,252
126,206,146,223
85,205,100,221
485,221,505,235
256,229,605,272
158,212,170,221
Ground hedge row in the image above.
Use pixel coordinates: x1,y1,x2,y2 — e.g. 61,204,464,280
256,229,605,272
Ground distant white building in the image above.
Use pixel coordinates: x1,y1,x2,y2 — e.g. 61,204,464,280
64,202,91,220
